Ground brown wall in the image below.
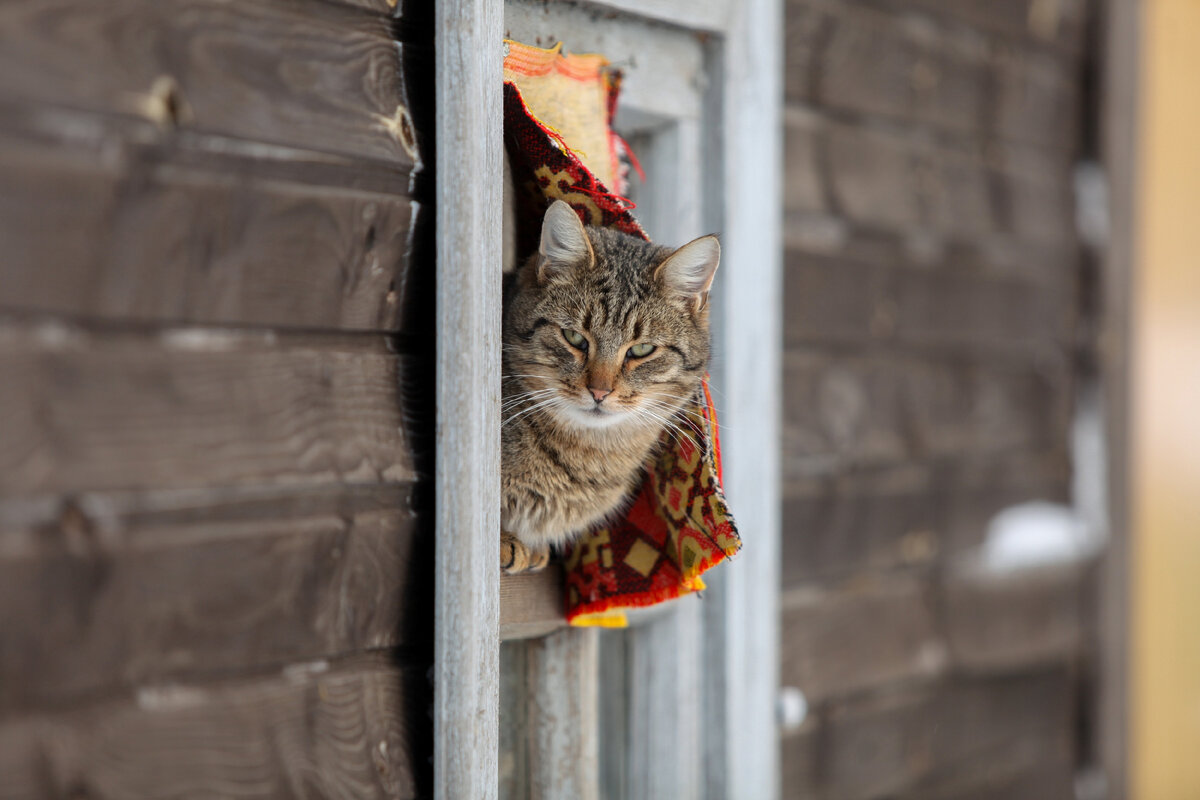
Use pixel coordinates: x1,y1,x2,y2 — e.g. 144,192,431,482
779,1,1095,797
0,1,434,797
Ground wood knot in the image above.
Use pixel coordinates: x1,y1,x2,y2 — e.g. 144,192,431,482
137,76,192,129
380,105,418,161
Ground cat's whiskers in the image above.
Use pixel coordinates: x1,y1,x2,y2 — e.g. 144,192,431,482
503,395,566,428
501,389,560,413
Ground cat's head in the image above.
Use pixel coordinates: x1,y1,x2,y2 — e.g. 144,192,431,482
504,200,719,432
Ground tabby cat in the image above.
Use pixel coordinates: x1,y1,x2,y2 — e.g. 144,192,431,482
501,200,720,573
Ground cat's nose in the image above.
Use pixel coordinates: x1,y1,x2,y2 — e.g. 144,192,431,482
589,387,612,403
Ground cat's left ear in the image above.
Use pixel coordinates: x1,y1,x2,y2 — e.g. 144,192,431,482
537,200,595,283
656,234,720,313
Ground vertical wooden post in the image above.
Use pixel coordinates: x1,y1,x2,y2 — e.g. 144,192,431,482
1099,1,1139,797
703,0,784,798
527,628,600,800
434,1,503,798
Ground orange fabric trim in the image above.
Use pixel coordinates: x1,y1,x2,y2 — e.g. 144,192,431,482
504,40,610,82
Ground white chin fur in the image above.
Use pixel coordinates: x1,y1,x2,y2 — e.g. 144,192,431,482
557,403,633,430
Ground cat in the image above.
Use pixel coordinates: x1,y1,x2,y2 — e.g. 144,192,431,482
500,199,720,573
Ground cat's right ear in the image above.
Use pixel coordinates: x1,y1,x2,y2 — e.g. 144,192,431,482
537,200,594,283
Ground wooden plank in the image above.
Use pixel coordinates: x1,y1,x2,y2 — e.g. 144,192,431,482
499,567,565,640
778,722,820,800
872,0,1091,55
779,576,942,702
579,0,731,32
783,110,1077,248
784,0,1082,150
0,126,425,332
0,656,425,800
1098,0,1138,796
526,629,599,800
822,670,1074,800
0,323,416,496
781,453,1070,586
942,562,1087,672
782,350,1072,479
783,248,1074,354
0,493,425,713
781,465,939,585
699,1,785,797
897,757,1076,800
433,0,501,797
0,0,421,165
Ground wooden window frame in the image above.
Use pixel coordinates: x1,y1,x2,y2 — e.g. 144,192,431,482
435,0,781,796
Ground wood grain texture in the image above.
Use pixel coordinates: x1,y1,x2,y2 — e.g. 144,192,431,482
783,109,1077,248
942,562,1088,672
1098,1,1137,795
785,0,1082,150
433,0,501,797
821,670,1074,800
0,494,427,712
780,453,1070,586
0,656,424,800
873,0,1090,55
500,567,565,641
779,576,942,702
526,629,599,800
699,0,785,798
0,125,425,332
782,350,1071,480
0,323,416,496
0,0,421,165
783,248,1074,354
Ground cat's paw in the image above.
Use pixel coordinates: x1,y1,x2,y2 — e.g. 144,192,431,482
500,531,529,574
500,531,551,575
526,543,551,573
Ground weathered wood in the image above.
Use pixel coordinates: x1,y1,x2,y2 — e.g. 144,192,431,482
500,567,565,641
782,465,939,585
896,757,1076,800
0,128,424,331
0,495,426,712
778,721,820,800
779,576,942,702
784,0,1082,150
0,656,424,800
873,0,1091,55
627,598,704,800
433,0,501,797
782,349,1071,479
0,0,421,165
1098,0,1138,796
781,453,1070,586
526,628,599,800
783,109,1077,248
700,1,785,797
822,670,1074,800
0,323,416,496
942,562,1087,672
783,248,1074,354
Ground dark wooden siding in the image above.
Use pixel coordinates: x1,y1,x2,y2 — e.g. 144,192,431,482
780,1,1094,798
0,1,434,797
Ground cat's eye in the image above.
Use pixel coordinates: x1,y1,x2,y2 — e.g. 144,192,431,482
562,328,587,349
627,343,656,359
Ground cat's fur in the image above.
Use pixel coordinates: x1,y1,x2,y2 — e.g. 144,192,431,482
501,200,720,570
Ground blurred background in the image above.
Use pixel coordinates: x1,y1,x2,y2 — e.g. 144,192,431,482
0,0,1196,799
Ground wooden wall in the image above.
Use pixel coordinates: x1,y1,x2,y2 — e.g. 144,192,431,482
0,1,434,797
779,1,1096,797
